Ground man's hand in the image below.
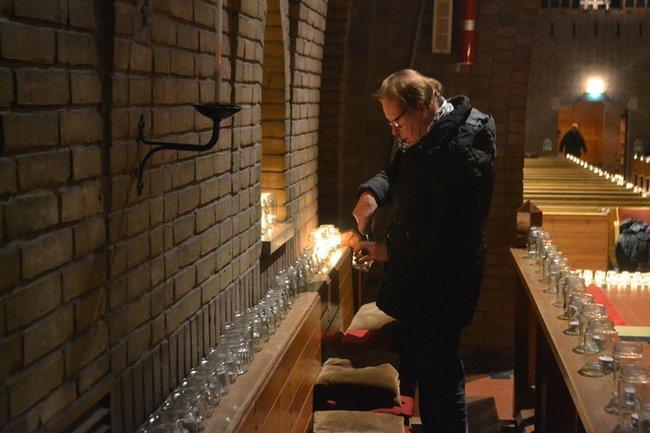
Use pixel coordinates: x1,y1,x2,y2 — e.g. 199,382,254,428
340,230,361,250
354,241,389,263
353,192,378,235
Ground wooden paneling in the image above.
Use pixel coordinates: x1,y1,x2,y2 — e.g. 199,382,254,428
543,212,610,270
203,293,321,433
256,308,320,433
337,255,354,331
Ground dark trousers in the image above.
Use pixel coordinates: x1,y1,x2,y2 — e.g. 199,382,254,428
403,325,466,433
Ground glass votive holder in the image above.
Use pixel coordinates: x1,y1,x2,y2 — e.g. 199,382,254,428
538,244,557,278
256,300,278,335
546,260,568,295
205,346,238,385
562,292,593,333
286,265,299,299
197,358,230,396
594,270,606,287
180,378,220,414
136,418,188,433
605,341,645,415
573,303,607,354
534,233,550,266
266,289,288,318
186,366,219,389
543,249,561,283
578,319,618,377
553,269,575,309
274,270,295,307
219,332,253,375
565,274,587,307
352,252,372,272
525,226,542,258
638,401,650,433
618,365,650,416
158,391,205,433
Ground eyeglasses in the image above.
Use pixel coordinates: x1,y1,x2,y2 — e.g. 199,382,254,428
386,107,408,129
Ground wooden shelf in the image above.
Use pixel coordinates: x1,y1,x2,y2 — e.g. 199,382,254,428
510,248,645,433
203,292,320,433
261,223,294,256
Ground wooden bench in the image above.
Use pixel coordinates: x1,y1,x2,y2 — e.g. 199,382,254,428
539,209,611,270
524,157,650,269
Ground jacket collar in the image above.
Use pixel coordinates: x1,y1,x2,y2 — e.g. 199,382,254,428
411,96,473,155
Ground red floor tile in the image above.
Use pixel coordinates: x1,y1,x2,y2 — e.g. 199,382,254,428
466,373,514,421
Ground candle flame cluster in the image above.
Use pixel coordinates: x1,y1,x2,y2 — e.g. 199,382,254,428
260,192,278,237
309,224,342,265
565,154,650,198
574,268,650,291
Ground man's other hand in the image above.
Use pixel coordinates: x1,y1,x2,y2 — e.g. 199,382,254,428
340,230,361,250
354,241,389,262
353,192,378,235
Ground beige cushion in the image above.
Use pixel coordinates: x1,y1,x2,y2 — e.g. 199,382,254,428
348,302,397,331
313,410,404,433
315,358,401,409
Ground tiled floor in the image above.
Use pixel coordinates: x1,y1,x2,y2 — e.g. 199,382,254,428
410,371,514,423
466,372,514,422
600,286,650,326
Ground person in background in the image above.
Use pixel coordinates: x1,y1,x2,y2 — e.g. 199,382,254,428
344,69,496,433
559,122,587,158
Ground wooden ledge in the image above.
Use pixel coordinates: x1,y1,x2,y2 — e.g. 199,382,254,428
261,223,295,256
203,292,320,433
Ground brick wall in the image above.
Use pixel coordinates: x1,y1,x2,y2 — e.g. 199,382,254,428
319,0,540,371
286,0,326,249
0,0,328,431
0,1,109,431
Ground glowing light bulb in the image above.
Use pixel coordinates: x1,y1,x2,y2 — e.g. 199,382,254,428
585,76,605,100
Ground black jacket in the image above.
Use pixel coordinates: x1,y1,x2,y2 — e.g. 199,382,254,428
359,96,496,329
616,219,650,272
559,130,586,157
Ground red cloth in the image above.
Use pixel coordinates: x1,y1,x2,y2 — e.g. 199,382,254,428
322,330,341,344
370,396,415,418
324,396,414,419
620,208,650,225
586,285,627,326
341,329,395,352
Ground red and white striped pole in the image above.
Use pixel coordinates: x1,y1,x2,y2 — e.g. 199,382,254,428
458,0,478,64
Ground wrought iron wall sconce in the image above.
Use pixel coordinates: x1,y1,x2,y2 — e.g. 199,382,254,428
135,103,241,194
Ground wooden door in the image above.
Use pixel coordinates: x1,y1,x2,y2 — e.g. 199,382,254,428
602,102,624,173
557,101,603,165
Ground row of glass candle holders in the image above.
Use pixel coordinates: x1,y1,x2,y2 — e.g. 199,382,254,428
571,268,650,291
527,226,650,432
135,236,343,433
566,153,650,198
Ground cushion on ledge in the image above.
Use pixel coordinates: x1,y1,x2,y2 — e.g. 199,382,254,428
322,345,401,371
313,410,404,433
315,358,401,410
348,302,398,331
